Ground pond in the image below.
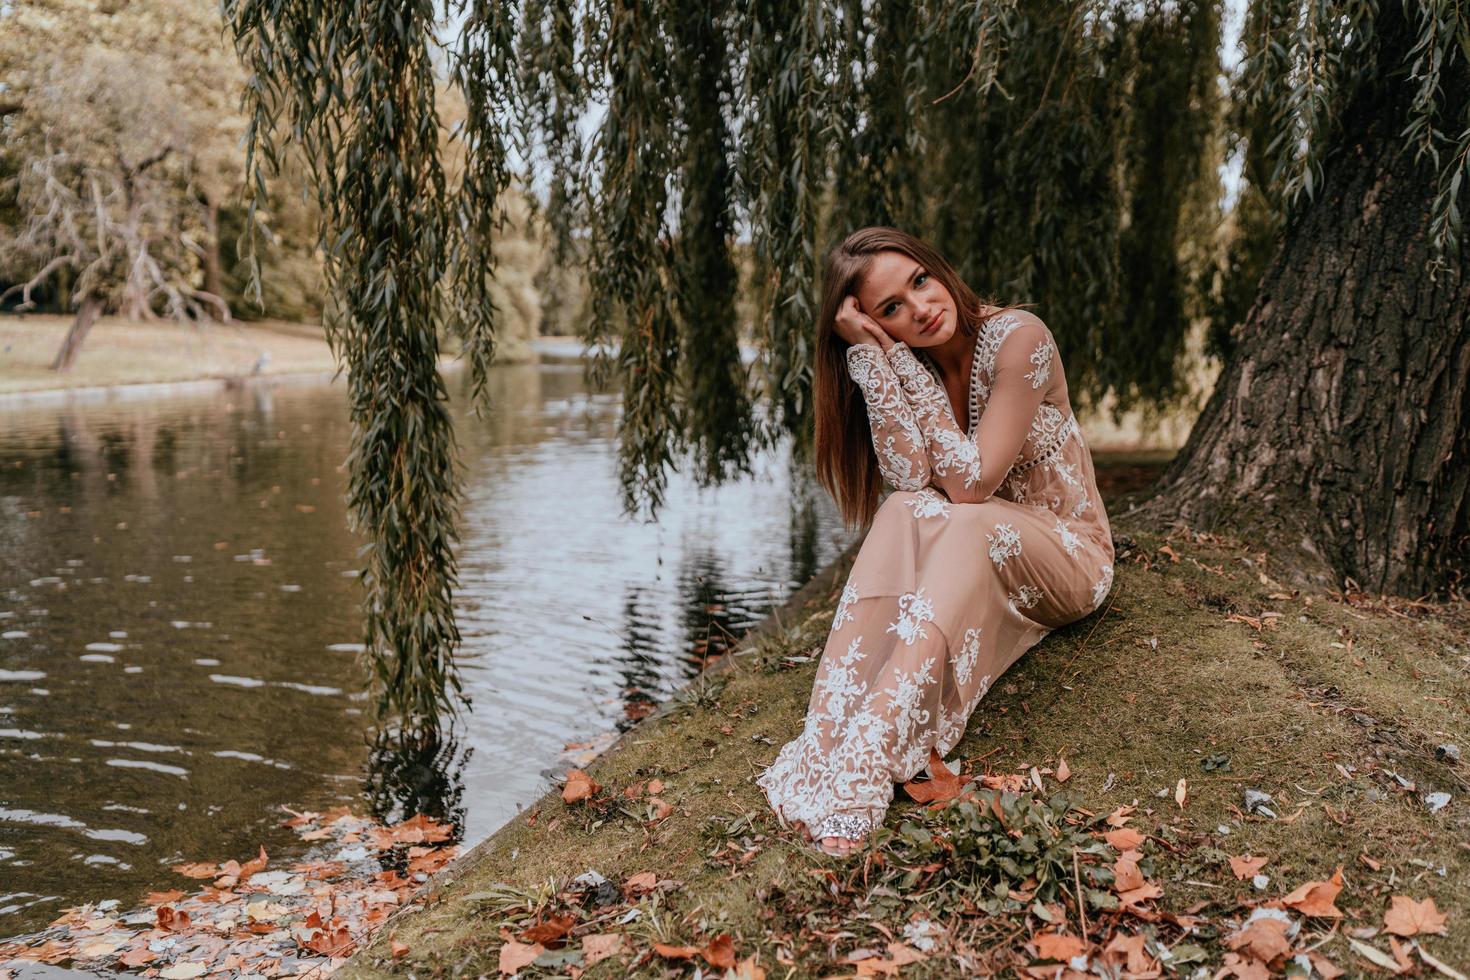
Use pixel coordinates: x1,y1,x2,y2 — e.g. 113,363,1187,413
0,351,1166,937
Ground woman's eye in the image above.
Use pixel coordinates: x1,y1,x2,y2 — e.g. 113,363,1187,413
882,302,898,316
916,272,929,286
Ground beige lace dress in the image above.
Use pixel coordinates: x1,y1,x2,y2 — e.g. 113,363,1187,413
757,311,1115,842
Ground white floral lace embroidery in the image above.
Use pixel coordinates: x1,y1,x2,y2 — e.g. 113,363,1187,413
832,582,860,631
1092,564,1114,607
1025,339,1055,389
887,588,935,646
846,345,928,491
954,627,982,685
887,345,983,488
987,522,1023,568
904,488,952,519
1054,519,1082,558
1007,585,1043,614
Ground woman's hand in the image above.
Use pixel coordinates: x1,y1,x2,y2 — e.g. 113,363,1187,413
835,295,894,351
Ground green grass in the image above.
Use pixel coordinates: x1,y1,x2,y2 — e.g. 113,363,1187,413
341,521,1469,978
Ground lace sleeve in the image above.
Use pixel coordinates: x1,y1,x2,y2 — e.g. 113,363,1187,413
884,342,983,501
845,343,930,491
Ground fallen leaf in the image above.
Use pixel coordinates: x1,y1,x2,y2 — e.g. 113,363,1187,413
1102,933,1156,974
1281,868,1345,918
731,954,768,980
1106,804,1136,828
118,947,159,967
145,889,185,904
652,942,701,959
1118,882,1164,908
1114,855,1146,892
1383,895,1448,936
1104,828,1145,851
647,778,664,794
582,933,626,965
1175,777,1188,808
622,871,658,896
1229,855,1269,880
499,939,544,975
391,940,411,959
1219,951,1272,979
902,748,966,804
701,933,737,970
562,769,599,804
648,797,673,822
1228,917,1291,964
159,963,208,980
1056,757,1071,783
1032,932,1087,960
171,861,217,879
156,905,192,931
238,845,268,884
521,913,577,946
1307,951,1345,979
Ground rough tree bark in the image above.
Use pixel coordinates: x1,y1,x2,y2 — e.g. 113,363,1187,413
1144,7,1470,597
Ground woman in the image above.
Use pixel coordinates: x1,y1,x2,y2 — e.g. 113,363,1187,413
757,227,1115,857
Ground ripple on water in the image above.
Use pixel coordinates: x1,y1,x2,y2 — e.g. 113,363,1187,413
104,759,189,778
0,807,147,846
0,670,45,682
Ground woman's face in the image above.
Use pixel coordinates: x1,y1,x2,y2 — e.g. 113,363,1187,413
853,250,958,349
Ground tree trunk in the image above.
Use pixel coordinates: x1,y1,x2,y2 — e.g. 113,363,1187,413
51,296,104,373
200,194,224,305
1144,8,1470,597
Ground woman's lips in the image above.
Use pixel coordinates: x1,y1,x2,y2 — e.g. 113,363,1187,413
920,311,944,335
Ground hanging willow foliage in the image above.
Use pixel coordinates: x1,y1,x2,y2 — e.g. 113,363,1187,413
228,0,1469,730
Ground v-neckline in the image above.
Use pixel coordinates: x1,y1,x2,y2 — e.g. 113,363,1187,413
916,334,984,436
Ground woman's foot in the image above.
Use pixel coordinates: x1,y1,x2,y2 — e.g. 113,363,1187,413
816,834,865,857
807,813,873,857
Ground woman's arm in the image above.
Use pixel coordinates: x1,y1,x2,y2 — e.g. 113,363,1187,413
885,316,1054,504
845,342,932,491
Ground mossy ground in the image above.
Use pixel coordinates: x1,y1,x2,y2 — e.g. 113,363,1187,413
343,517,1469,978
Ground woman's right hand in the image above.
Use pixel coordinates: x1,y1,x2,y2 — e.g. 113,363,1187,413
835,295,893,350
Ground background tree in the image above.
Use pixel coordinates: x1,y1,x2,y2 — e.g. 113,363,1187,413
0,0,244,368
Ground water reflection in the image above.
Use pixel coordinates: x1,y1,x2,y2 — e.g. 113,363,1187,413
0,360,859,935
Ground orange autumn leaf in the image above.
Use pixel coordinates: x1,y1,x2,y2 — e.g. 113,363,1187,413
902,748,966,804
155,906,192,932
520,913,577,946
238,845,268,884
731,954,768,980
622,871,658,896
498,939,544,975
1103,933,1156,974
391,940,410,959
1056,757,1071,782
1229,855,1269,880
171,861,217,879
581,933,626,965
653,942,701,959
304,926,354,957
1033,932,1087,961
1281,867,1345,918
561,768,599,804
701,933,737,970
1383,895,1448,936
1118,882,1164,908
1228,917,1291,964
1307,951,1346,979
1106,804,1136,828
145,889,185,905
1104,827,1145,851
1113,855,1146,892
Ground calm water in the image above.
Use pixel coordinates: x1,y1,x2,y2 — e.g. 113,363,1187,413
0,354,1165,936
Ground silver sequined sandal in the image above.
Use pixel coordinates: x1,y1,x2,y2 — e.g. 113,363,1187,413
809,812,875,857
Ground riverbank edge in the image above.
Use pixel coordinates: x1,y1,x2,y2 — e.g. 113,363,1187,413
340,517,1470,977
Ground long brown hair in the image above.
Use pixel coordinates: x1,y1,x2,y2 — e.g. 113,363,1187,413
813,226,1020,528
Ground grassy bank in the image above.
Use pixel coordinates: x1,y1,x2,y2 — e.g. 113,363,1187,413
0,315,342,394
343,518,1469,978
